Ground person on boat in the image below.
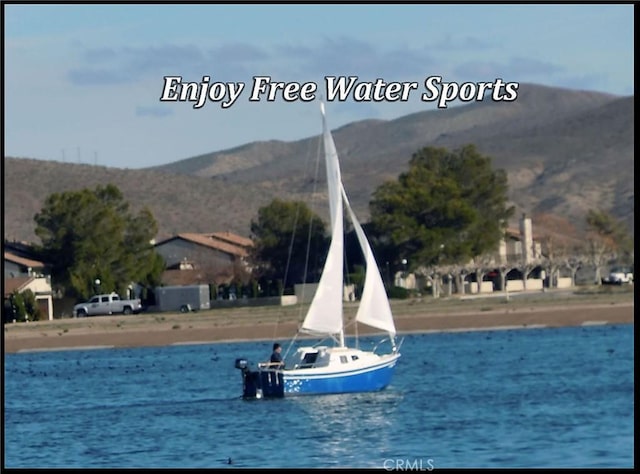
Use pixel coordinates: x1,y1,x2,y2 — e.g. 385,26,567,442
269,343,284,368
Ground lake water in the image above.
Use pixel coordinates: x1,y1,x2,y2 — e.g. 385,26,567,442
3,324,634,468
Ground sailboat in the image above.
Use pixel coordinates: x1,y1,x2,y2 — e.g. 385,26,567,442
235,102,401,398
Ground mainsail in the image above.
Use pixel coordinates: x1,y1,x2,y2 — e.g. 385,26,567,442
300,103,345,337
301,102,396,341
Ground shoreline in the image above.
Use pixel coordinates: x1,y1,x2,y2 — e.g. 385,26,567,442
3,290,634,354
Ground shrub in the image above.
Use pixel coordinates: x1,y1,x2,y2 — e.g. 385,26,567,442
388,286,410,299
8,289,43,322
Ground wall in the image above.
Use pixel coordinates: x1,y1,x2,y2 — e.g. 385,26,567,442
525,278,543,290
26,277,54,320
4,260,27,278
469,281,495,293
210,295,297,308
155,239,236,269
557,277,573,289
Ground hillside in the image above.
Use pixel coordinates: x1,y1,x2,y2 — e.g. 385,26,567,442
3,83,634,244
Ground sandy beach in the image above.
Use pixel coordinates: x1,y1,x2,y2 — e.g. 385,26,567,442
3,289,634,354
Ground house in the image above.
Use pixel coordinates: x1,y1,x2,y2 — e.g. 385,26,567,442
4,250,47,278
498,214,542,265
3,276,54,321
154,232,254,286
405,214,545,293
3,244,55,320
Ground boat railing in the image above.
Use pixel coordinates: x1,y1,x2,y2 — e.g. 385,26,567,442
372,336,403,355
257,362,285,372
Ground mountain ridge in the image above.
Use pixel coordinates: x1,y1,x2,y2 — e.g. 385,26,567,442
4,83,634,245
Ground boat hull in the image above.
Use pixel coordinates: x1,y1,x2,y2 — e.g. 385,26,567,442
283,353,400,395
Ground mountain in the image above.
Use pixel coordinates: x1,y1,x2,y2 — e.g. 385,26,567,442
3,83,634,245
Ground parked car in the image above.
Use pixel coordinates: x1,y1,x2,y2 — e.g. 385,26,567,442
602,268,633,285
73,293,142,317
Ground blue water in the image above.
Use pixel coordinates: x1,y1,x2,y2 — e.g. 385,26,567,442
3,324,634,468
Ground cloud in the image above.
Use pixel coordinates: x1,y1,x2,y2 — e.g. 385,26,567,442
67,42,270,86
209,42,269,63
82,47,118,63
449,57,618,94
123,44,207,74
453,57,564,82
504,57,564,76
277,36,435,80
68,67,130,85
433,34,494,51
72,37,580,96
68,37,440,90
135,105,174,118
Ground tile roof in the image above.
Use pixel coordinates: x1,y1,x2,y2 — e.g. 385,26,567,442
155,233,251,258
209,231,254,248
3,276,35,297
4,252,46,268
506,226,541,240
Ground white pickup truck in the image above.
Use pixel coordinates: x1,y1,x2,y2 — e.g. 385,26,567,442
602,268,634,285
73,293,142,317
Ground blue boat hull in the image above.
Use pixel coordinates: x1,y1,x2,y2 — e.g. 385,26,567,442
283,355,399,395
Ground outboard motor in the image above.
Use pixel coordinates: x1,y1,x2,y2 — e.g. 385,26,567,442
235,358,284,399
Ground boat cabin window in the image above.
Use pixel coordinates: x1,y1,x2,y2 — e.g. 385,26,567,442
297,352,318,368
340,355,348,364
302,352,318,364
351,355,359,361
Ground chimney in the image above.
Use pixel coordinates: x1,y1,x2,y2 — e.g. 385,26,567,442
519,213,533,263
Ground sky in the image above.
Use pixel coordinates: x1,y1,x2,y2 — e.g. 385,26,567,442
3,3,635,169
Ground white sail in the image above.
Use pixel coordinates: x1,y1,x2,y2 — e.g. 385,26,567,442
301,102,396,340
300,201,344,335
320,102,342,227
342,188,397,337
300,103,345,337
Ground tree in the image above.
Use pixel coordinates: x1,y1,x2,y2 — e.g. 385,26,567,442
584,209,633,284
7,290,42,322
564,255,583,287
34,184,164,300
250,198,329,290
370,145,514,269
467,252,496,294
534,213,582,289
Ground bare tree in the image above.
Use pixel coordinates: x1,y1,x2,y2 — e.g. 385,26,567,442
443,263,469,295
414,265,442,298
467,252,496,294
497,265,511,293
534,212,583,289
586,237,613,285
514,259,539,291
539,236,565,289
585,209,631,285
439,264,458,297
564,255,583,287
